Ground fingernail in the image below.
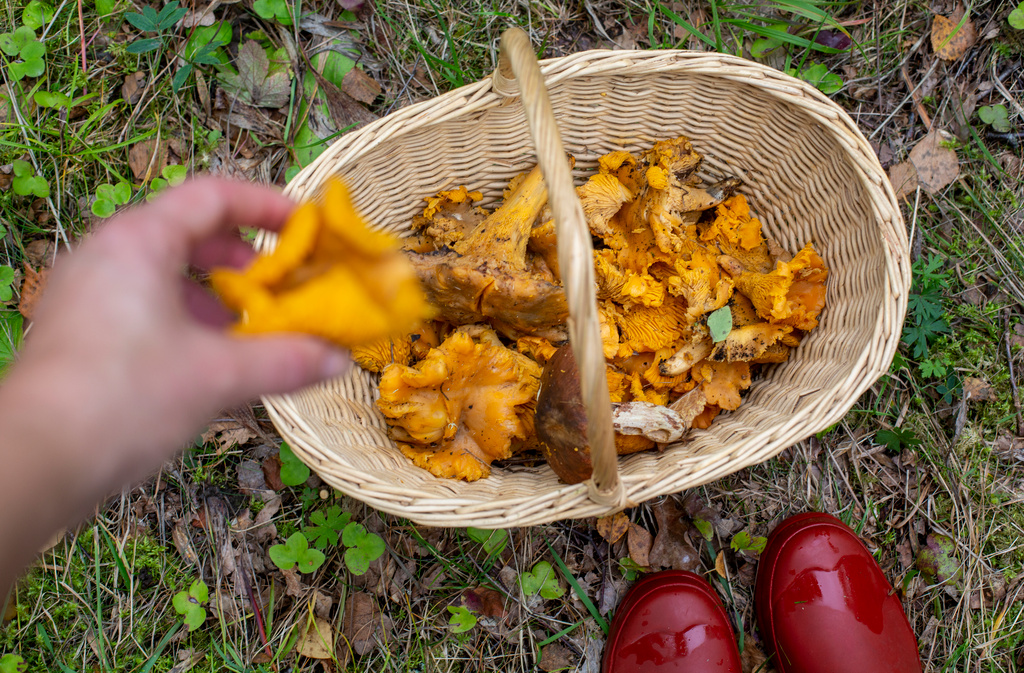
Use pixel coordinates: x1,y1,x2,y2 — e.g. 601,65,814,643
321,350,351,379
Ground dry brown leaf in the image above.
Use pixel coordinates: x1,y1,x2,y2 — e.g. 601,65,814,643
342,68,382,104
297,615,334,659
714,550,727,577
740,636,772,673
964,377,996,402
931,11,977,61
261,455,285,491
252,494,280,544
281,567,306,597
338,592,388,666
128,139,169,181
888,161,919,200
122,71,146,105
649,498,700,571
909,131,959,194
18,264,48,321
3,598,17,622
539,643,576,672
596,512,630,544
236,459,268,492
200,420,257,454
463,586,507,619
24,238,56,269
172,521,199,565
626,522,652,567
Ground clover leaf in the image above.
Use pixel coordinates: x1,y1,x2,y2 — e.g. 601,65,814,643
341,522,385,575
22,1,54,30
92,182,132,217
34,90,69,108
5,33,45,81
707,305,732,343
172,579,209,631
252,0,293,26
978,105,1010,133
447,606,477,633
304,505,352,549
1009,2,1024,30
788,63,843,95
11,160,48,199
278,442,310,486
0,267,15,303
466,527,508,556
269,532,325,574
730,530,767,555
0,654,26,673
519,561,565,600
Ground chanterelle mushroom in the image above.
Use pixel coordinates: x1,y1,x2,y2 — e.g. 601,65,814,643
406,164,569,340
376,326,542,482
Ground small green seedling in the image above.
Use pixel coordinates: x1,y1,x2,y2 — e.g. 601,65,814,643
253,0,294,26
519,561,565,600
466,527,508,556
21,1,53,30
0,27,45,81
1009,2,1024,29
11,160,48,199
730,530,767,555
0,267,14,302
707,306,732,343
304,505,352,549
447,605,477,633
124,0,188,54
0,654,26,673
269,532,326,574
788,63,843,95
92,182,132,218
172,578,209,630
875,427,922,452
978,105,1010,133
903,256,950,359
278,442,310,486
341,522,386,575
147,165,188,199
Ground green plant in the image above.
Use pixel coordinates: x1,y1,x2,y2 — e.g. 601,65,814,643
707,306,732,343
172,578,209,631
147,164,188,198
21,1,53,30
617,557,646,581
278,442,310,486
730,530,767,555
269,532,325,574
0,311,23,376
0,27,45,81
0,267,14,302
876,427,922,452
11,160,48,198
978,105,1010,133
447,605,476,633
0,654,26,673
252,0,294,26
1009,2,1024,29
92,182,132,218
124,1,187,54
519,561,565,600
172,22,231,92
691,517,714,541
304,505,351,549
902,256,950,359
787,63,843,94
466,527,508,556
341,522,386,575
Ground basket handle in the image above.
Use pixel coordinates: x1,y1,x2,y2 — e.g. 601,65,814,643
496,28,626,508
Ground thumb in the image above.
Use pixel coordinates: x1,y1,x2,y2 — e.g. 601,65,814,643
207,334,351,404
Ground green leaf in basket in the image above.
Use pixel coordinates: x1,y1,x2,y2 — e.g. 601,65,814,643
707,306,732,343
279,441,310,486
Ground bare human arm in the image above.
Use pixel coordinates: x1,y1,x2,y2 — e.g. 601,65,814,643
0,178,349,596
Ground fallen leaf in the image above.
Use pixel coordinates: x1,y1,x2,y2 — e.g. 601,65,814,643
181,5,216,27
172,521,199,565
128,139,169,181
714,550,727,578
200,420,257,454
166,648,206,673
963,377,995,402
302,51,377,132
24,238,56,268
18,264,48,321
626,522,652,567
297,615,334,659
596,512,630,544
596,571,629,615
916,533,961,585
463,586,507,619
994,434,1024,462
337,0,364,9
648,498,700,572
342,68,381,104
931,11,977,61
236,459,268,492
122,71,146,105
740,636,770,673
909,131,959,194
252,494,280,544
313,589,334,619
3,598,17,622
221,41,290,109
338,591,389,666
969,574,1007,610
539,643,576,672
281,567,306,597
261,455,285,491
888,161,919,199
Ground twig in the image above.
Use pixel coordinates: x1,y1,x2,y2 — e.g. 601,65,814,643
77,0,87,72
900,64,932,130
242,572,274,661
1005,312,1023,436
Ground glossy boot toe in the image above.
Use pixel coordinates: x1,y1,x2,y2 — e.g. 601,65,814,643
755,512,922,672
603,570,741,672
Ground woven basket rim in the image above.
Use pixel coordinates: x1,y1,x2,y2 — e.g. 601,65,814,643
267,47,910,528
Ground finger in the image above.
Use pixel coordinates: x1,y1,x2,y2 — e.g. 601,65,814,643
181,279,235,328
147,177,295,248
189,231,259,270
203,334,350,404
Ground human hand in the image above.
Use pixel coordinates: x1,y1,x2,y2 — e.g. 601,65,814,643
2,178,349,504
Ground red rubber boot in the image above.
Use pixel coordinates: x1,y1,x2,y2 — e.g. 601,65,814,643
755,512,923,672
603,570,742,672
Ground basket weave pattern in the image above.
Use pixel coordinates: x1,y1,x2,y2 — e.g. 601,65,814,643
270,49,910,527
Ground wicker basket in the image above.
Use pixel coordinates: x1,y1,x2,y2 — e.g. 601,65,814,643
267,28,910,528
